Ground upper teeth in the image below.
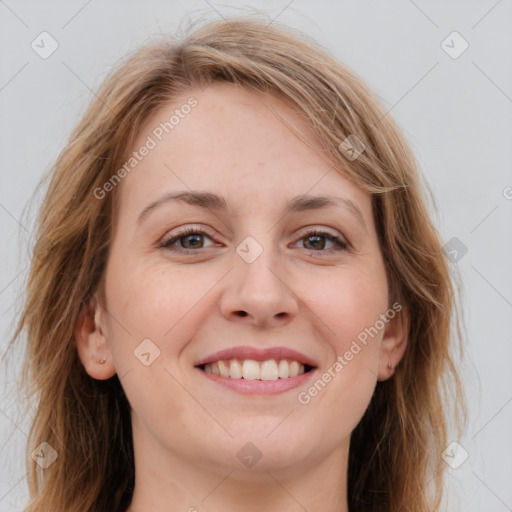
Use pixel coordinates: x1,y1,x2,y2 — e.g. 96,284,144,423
204,359,306,380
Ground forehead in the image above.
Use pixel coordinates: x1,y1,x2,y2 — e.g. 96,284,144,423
117,82,371,221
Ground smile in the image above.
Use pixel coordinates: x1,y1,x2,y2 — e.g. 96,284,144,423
194,345,318,394
201,358,314,380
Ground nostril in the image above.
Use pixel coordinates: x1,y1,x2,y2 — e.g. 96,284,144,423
238,311,248,317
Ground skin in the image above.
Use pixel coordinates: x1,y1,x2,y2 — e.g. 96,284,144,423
75,82,408,512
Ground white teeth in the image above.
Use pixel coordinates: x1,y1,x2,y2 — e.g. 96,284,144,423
278,360,289,379
229,359,243,379
204,359,307,380
218,360,230,377
289,360,299,377
242,359,260,380
261,360,279,381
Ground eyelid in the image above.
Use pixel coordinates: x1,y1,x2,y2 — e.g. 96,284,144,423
296,223,349,241
161,224,211,241
295,225,341,239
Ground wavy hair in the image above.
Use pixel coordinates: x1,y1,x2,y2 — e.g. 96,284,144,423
7,16,465,512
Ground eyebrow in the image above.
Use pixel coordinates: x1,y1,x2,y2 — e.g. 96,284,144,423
137,190,367,230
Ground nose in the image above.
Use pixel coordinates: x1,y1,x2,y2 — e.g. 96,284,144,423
219,241,299,328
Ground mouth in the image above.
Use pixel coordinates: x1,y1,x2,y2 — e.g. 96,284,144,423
197,359,316,380
194,346,318,394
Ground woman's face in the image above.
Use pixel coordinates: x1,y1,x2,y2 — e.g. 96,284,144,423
81,82,406,481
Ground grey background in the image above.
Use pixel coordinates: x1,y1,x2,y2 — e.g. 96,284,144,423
1,1,511,510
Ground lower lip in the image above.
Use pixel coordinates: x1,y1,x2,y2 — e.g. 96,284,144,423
197,367,317,395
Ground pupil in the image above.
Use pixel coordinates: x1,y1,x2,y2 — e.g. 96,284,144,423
183,234,202,248
306,235,325,250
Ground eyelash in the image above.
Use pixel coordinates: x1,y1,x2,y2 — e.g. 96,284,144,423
160,226,349,254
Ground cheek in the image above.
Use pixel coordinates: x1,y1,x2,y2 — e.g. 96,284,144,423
307,264,388,351
102,259,211,436
296,265,387,428
105,256,214,339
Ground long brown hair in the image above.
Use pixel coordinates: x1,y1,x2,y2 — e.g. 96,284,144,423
6,16,465,512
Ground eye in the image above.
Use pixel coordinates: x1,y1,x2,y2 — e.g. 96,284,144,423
295,229,349,252
160,226,216,253
160,226,349,255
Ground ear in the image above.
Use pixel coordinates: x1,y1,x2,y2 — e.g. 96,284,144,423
74,294,116,380
377,303,409,382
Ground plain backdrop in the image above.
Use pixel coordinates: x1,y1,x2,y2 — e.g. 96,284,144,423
1,1,511,511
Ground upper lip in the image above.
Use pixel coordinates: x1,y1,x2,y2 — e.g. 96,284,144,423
194,345,318,368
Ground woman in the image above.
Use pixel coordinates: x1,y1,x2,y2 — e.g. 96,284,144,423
9,17,465,512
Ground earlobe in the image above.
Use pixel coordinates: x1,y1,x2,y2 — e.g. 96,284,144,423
74,296,116,380
377,305,409,382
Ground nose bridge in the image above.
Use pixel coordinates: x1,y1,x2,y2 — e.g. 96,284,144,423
237,233,284,296
220,233,299,325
